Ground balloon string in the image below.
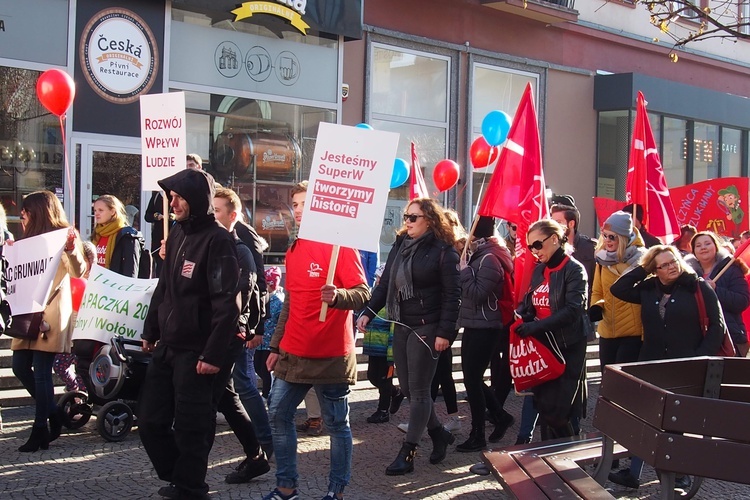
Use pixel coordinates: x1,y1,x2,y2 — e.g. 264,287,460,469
58,114,75,221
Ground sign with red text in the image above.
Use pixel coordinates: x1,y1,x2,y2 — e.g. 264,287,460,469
298,122,399,252
670,177,749,238
139,92,186,190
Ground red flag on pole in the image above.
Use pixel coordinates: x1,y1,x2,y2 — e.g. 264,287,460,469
626,91,680,243
478,83,548,305
734,238,750,268
410,142,429,200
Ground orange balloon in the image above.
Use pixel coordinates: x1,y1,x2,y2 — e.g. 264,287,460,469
36,69,75,117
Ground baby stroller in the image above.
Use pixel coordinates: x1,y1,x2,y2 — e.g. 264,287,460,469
58,335,151,442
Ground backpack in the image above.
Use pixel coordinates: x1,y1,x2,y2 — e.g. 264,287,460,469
0,237,11,334
136,234,153,279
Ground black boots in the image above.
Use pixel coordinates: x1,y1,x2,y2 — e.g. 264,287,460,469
18,425,50,452
49,407,65,443
488,411,515,443
427,425,455,464
385,441,417,475
456,424,486,453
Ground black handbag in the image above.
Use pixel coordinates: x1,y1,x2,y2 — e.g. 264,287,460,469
4,311,43,341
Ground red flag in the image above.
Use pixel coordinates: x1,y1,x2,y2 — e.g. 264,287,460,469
478,83,548,305
626,91,680,243
410,142,428,200
734,238,750,268
593,197,626,227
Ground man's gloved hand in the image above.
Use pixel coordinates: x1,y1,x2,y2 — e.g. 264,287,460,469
515,321,543,338
588,305,604,323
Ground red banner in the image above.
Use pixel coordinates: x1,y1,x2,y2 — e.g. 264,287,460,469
669,177,749,238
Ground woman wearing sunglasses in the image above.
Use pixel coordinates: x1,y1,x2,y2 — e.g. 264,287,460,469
514,219,589,440
609,245,725,490
590,211,647,373
357,198,460,476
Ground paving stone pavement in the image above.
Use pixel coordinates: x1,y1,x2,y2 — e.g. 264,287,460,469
1,379,748,499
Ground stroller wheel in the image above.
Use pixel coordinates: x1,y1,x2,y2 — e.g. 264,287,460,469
97,401,134,442
58,391,92,429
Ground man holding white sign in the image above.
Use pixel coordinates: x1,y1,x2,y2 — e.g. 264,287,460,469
264,181,369,500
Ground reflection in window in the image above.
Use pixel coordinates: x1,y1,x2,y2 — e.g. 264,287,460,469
721,127,742,177
692,121,719,182
0,66,65,239
181,90,336,262
662,117,687,188
597,111,629,200
471,65,537,213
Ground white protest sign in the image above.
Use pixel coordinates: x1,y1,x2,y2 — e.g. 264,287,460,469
72,265,159,343
140,92,187,191
298,122,399,252
4,229,67,314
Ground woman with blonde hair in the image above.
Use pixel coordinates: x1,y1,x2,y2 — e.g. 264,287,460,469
357,198,460,475
91,194,144,278
11,191,86,452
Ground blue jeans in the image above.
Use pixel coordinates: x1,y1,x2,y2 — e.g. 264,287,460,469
233,346,272,445
268,378,352,494
12,350,57,427
518,396,538,441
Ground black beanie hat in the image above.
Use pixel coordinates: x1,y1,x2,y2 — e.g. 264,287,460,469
474,216,496,239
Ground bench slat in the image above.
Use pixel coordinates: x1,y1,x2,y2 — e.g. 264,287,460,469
516,452,583,499
662,392,750,442
544,455,614,500
483,451,548,500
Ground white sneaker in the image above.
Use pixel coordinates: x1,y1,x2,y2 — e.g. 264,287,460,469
444,416,462,433
397,423,409,433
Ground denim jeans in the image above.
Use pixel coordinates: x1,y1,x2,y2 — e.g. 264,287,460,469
268,378,352,494
12,349,57,427
233,346,272,445
517,396,538,442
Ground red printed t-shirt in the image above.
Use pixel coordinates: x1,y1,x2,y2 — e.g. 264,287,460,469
96,236,109,266
530,256,569,320
280,239,366,358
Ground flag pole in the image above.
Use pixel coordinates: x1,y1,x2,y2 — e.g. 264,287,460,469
712,259,734,282
462,216,480,263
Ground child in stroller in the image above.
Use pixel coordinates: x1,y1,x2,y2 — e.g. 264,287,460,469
58,336,150,441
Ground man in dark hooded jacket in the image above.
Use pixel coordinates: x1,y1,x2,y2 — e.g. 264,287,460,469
139,168,240,500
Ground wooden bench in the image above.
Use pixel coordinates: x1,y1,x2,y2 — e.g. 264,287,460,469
482,431,628,499
592,356,750,500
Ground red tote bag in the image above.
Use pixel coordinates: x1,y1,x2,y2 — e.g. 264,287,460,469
508,318,566,392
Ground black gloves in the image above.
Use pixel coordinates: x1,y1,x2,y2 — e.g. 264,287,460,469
588,305,603,323
515,320,543,338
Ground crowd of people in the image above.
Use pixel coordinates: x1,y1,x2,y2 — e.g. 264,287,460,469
7,160,750,499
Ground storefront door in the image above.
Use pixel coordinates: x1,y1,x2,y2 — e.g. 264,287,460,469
78,142,144,243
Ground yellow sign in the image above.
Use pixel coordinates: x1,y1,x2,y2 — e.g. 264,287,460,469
232,2,310,35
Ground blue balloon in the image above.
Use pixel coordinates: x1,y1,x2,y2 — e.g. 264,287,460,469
390,158,409,189
481,111,512,147
355,123,374,130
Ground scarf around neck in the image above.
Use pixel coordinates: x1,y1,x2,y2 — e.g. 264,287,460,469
595,244,644,268
94,219,127,269
387,230,433,321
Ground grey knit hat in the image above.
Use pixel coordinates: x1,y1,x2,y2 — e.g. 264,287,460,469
603,211,634,239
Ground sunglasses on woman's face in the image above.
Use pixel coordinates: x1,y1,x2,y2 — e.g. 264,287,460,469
602,233,618,242
509,224,517,231
527,233,553,251
403,213,425,223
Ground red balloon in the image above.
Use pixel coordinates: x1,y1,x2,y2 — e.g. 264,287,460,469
36,69,75,117
470,136,499,169
433,159,460,192
70,277,87,313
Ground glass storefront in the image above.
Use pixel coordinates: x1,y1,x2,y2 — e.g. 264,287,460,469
0,66,65,239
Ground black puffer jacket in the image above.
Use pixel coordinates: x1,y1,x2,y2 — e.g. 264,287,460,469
365,232,460,341
457,238,513,329
516,251,590,348
610,266,725,361
142,169,240,367
108,226,144,278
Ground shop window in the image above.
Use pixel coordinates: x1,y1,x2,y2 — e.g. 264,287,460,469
691,121,719,182
180,90,336,263
721,127,742,177
597,111,630,200
471,64,537,212
742,0,750,35
662,117,688,188
0,66,65,239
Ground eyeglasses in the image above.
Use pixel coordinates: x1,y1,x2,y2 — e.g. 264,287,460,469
403,213,425,223
602,233,618,242
508,224,517,231
655,259,679,271
527,234,554,251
